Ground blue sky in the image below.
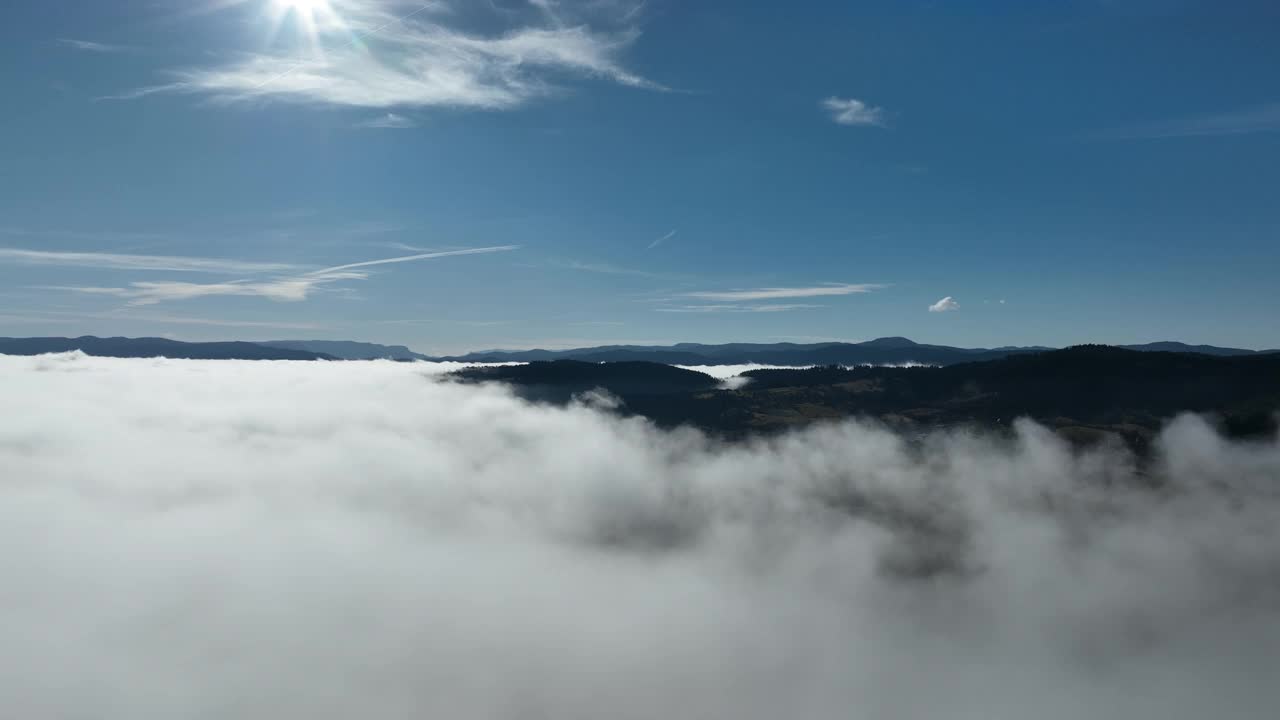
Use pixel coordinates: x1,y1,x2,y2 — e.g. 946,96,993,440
1,0,1278,353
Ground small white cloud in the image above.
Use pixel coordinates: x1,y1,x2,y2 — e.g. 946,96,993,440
821,96,887,127
929,296,959,313
356,112,416,129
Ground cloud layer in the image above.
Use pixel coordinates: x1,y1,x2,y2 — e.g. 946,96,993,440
2,353,1279,718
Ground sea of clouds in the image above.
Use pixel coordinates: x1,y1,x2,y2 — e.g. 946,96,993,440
2,352,1279,719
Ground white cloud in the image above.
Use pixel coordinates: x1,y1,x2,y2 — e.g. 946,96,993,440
0,248,298,274
120,1,663,110
821,96,887,127
2,354,1279,718
929,296,959,312
54,278,354,305
51,246,518,306
685,283,886,301
355,112,416,129
57,38,133,53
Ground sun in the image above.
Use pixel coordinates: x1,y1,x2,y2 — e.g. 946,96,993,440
273,0,329,13
264,0,342,48
270,0,333,24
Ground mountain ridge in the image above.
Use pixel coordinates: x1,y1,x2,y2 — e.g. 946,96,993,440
430,337,1275,366
2,336,1275,364
0,336,335,361
260,340,427,361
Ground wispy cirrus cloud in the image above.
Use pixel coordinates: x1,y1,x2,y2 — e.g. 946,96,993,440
821,97,887,127
553,259,677,280
0,248,299,274
355,112,416,129
50,246,519,306
656,303,823,313
115,1,663,111
929,296,959,313
57,38,135,53
51,278,357,306
684,283,887,302
1089,102,1280,140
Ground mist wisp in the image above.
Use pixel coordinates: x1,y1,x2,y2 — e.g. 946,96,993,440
2,353,1279,719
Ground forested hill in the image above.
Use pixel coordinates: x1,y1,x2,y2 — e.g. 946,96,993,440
455,360,719,401
453,346,1280,448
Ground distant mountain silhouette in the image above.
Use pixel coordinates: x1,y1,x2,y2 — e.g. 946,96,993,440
260,340,426,361
434,337,1040,366
4,335,1274,368
1118,341,1270,356
856,336,919,348
433,337,1272,366
0,336,334,361
452,346,1280,449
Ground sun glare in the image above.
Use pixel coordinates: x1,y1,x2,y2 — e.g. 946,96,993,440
274,0,328,13
264,0,341,49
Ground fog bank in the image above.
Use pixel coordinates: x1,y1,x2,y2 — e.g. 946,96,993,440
2,353,1278,719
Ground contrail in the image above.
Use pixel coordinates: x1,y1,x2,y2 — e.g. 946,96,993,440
647,229,676,249
309,245,519,276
